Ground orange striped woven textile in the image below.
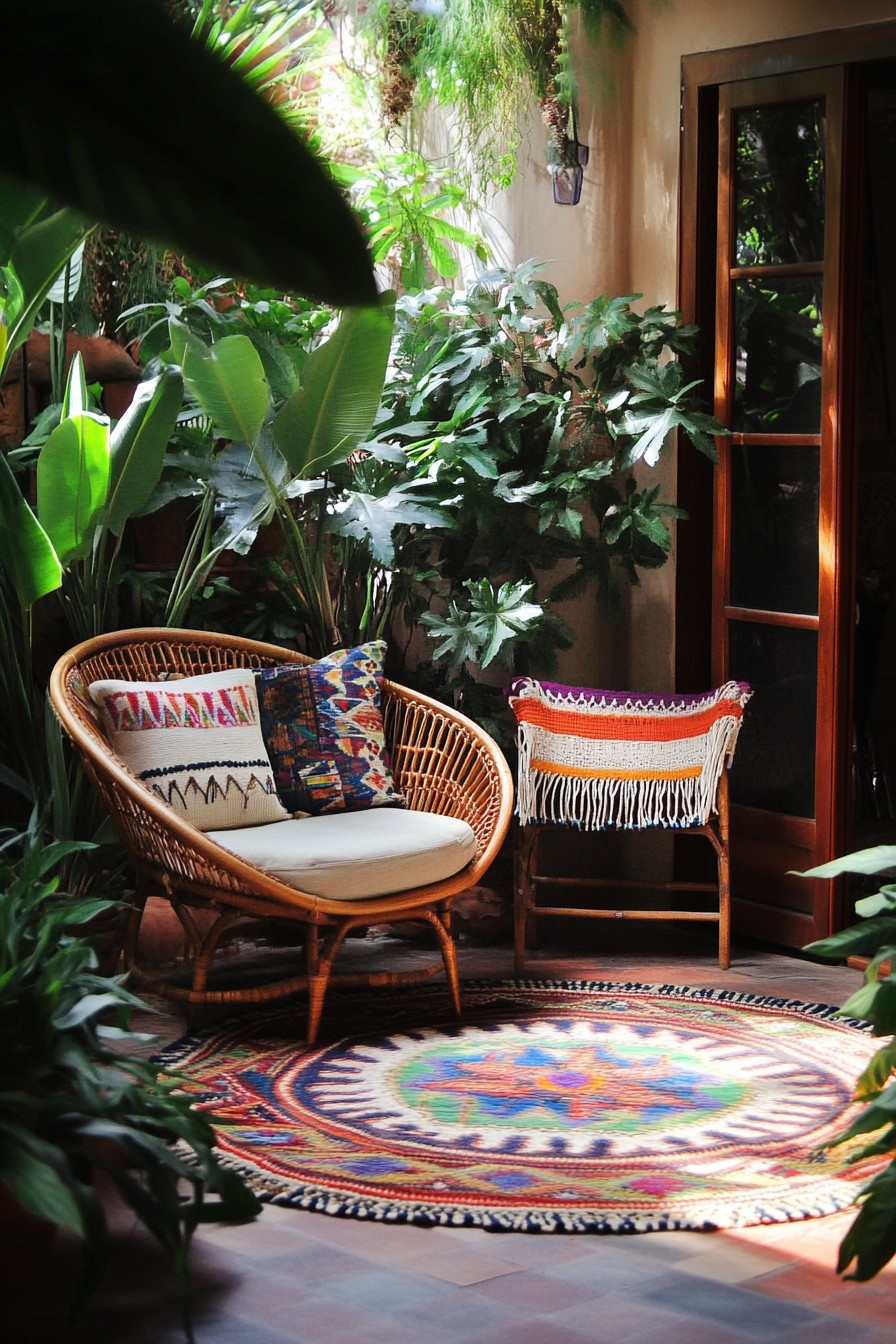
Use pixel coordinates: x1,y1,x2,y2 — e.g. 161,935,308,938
507,679,752,830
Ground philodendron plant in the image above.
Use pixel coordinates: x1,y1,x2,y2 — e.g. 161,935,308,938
0,823,259,1341
800,845,896,1280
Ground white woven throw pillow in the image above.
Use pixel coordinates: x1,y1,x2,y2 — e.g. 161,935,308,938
89,668,289,831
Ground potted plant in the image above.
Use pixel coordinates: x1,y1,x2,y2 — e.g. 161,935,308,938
0,820,260,1341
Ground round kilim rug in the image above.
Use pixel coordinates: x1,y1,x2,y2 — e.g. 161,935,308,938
158,980,888,1233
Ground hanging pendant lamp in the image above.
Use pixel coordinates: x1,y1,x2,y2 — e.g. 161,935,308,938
546,106,588,206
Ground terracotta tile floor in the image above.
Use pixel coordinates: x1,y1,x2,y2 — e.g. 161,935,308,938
7,937,896,1343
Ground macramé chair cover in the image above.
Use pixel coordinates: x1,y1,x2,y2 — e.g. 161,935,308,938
508,678,752,831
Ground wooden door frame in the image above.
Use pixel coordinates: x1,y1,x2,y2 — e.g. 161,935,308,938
676,21,896,938
713,68,844,949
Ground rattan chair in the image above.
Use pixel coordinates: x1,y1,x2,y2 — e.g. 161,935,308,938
50,629,513,1042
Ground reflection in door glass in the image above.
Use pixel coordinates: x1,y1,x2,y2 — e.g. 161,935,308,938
728,621,817,818
735,100,826,266
730,445,819,614
733,278,822,433
851,82,896,851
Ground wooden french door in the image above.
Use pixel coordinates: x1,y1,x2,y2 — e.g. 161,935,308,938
712,68,848,945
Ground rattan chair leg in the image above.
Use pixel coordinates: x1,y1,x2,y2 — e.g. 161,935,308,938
175,908,244,1026
173,901,204,959
121,887,149,971
424,909,462,1017
306,977,328,1046
305,927,320,976
306,923,351,1045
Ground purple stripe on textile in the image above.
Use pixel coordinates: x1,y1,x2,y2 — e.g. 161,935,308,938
505,677,751,708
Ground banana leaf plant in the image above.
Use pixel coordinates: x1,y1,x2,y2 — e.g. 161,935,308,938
0,354,183,801
163,298,396,652
799,846,896,1281
0,173,87,384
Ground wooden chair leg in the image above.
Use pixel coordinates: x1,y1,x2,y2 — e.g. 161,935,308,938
524,827,540,953
716,768,731,970
718,844,731,970
514,825,539,975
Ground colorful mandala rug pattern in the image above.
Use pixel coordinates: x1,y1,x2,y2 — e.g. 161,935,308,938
158,981,888,1232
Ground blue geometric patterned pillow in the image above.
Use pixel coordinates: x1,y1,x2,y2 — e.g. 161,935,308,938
255,641,404,816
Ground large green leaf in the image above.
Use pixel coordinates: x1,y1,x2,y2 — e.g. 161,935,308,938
1,0,376,306
331,483,450,565
106,368,184,534
420,578,543,671
796,846,896,880
37,390,110,565
1,205,86,379
0,452,61,608
273,303,395,478
61,346,88,420
183,336,268,446
805,916,896,962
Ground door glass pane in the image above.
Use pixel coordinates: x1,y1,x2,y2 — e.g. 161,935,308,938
727,621,817,818
735,100,826,266
733,277,823,433
851,81,896,853
729,444,819,614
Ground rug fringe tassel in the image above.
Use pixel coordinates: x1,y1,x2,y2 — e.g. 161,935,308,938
193,1146,863,1234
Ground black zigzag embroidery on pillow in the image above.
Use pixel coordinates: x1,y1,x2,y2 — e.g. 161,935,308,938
139,759,270,780
151,773,278,808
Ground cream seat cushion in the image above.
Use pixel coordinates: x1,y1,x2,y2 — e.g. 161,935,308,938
207,808,477,901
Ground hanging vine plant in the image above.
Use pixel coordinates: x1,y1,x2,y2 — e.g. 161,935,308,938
380,0,421,126
344,0,632,190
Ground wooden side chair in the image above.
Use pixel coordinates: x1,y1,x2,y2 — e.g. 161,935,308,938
50,629,513,1042
507,678,752,972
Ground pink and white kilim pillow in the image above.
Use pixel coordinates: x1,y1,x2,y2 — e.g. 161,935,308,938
89,669,289,831
507,679,752,831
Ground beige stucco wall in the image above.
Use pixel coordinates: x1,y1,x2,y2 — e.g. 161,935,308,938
485,0,896,694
